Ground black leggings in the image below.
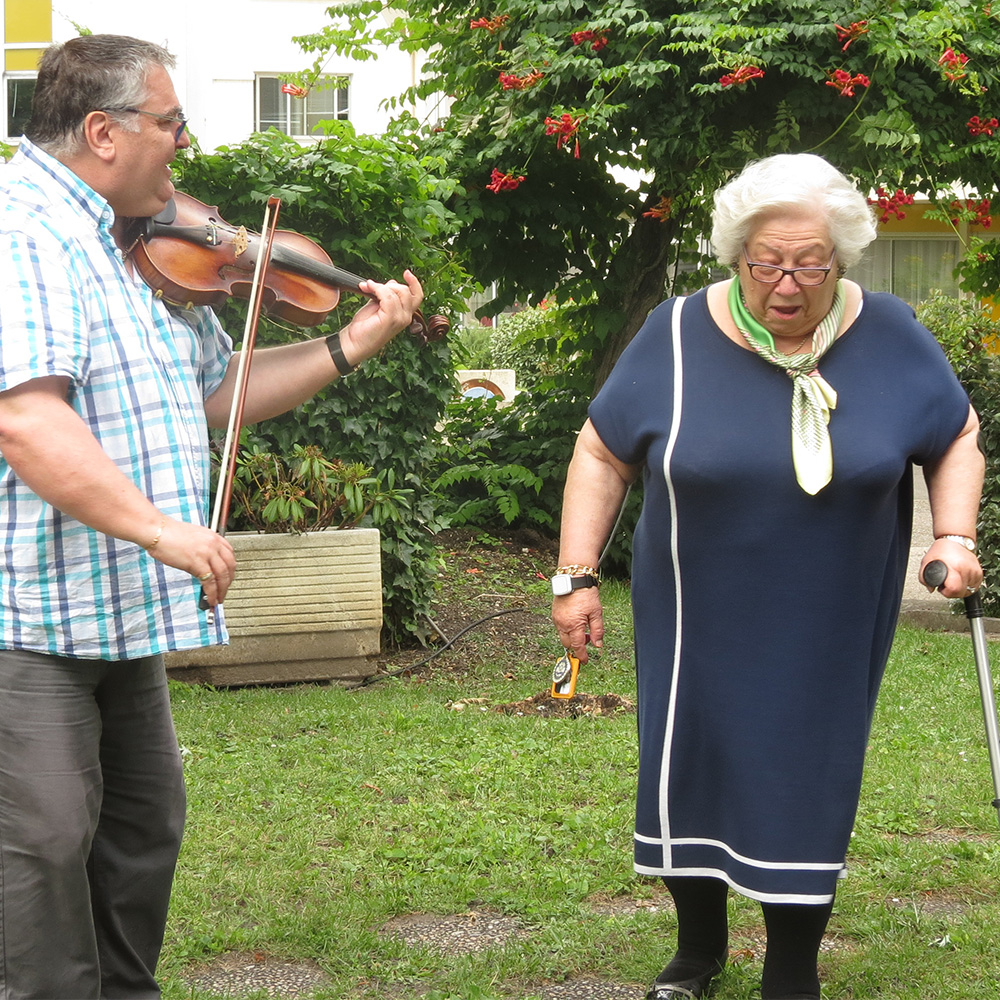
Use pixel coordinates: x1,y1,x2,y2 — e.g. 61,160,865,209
664,876,833,999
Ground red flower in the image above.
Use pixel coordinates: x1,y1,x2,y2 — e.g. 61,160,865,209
470,14,510,32
280,83,307,98
570,29,609,52
971,197,993,227
835,20,869,51
825,68,871,97
868,187,914,224
486,168,526,193
968,115,999,136
948,197,992,227
720,65,765,87
499,69,544,90
545,113,583,157
643,196,674,222
938,47,969,81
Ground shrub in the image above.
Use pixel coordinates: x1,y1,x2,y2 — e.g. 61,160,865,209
431,303,596,545
917,292,1000,617
227,443,413,534
171,123,472,644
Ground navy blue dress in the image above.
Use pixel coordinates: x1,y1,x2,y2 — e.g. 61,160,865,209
589,287,970,903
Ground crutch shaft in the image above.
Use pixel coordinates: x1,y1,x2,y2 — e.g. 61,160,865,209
923,559,1000,827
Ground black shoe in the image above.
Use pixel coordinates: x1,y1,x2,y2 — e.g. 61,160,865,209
645,953,726,1000
646,986,705,1000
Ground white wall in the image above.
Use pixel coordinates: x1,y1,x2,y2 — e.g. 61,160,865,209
50,0,431,150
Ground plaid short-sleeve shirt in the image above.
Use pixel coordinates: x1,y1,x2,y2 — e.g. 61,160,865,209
0,140,232,658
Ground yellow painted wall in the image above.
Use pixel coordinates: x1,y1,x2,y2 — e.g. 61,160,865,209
876,200,999,235
4,0,51,72
5,0,51,42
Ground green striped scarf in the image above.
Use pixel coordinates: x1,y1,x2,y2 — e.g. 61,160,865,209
728,277,846,495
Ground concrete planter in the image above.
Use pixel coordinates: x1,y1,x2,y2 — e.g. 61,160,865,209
165,529,382,686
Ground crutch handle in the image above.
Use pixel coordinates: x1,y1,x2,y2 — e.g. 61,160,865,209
923,559,984,617
922,559,948,590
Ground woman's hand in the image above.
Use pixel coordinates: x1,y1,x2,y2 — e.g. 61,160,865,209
920,537,983,599
552,588,604,664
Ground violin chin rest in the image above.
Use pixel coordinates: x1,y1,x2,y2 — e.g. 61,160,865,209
154,198,178,225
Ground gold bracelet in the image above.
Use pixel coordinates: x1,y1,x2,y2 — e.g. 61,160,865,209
144,518,166,551
555,564,599,578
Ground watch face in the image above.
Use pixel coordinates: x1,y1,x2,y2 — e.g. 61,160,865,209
551,575,572,596
552,655,572,683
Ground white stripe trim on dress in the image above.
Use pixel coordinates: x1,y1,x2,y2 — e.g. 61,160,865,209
656,295,687,867
633,862,838,905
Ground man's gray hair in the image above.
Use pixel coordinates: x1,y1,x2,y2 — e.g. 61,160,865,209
710,153,878,269
25,34,175,159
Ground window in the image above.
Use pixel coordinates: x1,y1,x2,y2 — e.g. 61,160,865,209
848,237,962,307
255,75,349,137
5,74,35,139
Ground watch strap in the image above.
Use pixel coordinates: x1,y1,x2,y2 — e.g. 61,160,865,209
551,573,599,595
325,331,356,375
938,534,976,552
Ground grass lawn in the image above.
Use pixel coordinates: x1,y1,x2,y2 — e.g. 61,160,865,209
158,536,1000,999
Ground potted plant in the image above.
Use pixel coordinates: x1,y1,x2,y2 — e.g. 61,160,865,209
164,444,411,686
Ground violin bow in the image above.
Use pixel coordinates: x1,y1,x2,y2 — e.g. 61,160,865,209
202,195,282,615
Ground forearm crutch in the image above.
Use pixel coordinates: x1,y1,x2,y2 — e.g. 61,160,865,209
924,559,1000,828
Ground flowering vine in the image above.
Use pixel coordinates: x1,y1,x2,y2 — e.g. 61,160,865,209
642,196,674,222
835,21,869,51
499,69,544,90
545,113,584,157
469,14,510,32
968,115,999,136
720,65,764,87
938,47,969,81
826,68,870,97
868,187,914,223
571,29,609,52
951,197,993,227
486,168,526,193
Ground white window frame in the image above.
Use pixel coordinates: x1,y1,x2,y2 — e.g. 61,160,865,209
254,74,350,138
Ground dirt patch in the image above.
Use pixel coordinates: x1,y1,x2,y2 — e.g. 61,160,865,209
380,908,531,954
182,951,330,998
527,979,647,999
493,690,636,717
371,527,565,683
377,910,648,1000
884,889,979,918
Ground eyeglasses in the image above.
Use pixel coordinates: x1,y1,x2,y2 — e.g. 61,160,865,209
742,248,836,286
105,106,188,141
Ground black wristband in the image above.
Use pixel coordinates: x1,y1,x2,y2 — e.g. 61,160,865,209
325,332,356,376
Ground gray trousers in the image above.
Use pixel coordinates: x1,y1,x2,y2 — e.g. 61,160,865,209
0,649,186,999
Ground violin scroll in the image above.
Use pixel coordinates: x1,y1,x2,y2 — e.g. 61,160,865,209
410,310,450,344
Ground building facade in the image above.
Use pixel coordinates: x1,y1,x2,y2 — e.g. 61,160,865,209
1,0,431,151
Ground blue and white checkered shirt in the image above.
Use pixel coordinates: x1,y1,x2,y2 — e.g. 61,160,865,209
0,139,232,658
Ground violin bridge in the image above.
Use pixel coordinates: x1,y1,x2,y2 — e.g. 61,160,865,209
234,226,249,258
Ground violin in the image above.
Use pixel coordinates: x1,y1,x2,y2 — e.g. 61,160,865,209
127,191,449,343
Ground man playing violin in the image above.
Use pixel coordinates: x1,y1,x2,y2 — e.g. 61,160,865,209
0,33,422,999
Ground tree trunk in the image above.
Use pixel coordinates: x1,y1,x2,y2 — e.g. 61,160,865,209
592,214,675,392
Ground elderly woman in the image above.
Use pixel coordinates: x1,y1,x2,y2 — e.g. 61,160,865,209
551,154,983,1000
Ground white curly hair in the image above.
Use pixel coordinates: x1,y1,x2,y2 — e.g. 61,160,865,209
710,153,878,269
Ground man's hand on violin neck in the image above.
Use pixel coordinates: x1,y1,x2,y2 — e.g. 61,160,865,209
342,269,424,362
